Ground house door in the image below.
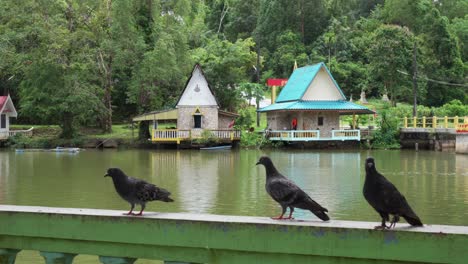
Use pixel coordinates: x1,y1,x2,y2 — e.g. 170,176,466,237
193,115,202,128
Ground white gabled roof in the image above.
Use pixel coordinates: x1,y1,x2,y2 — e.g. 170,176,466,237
176,64,218,107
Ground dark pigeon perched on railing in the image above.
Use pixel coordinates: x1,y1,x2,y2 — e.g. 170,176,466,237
105,168,174,216
363,157,423,229
256,156,330,221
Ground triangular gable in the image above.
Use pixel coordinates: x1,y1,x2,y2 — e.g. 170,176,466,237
275,62,346,103
301,65,346,101
0,95,17,117
176,64,218,107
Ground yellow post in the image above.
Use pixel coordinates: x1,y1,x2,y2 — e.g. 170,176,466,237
413,116,417,128
454,116,458,129
464,116,468,124
444,116,448,128
433,116,437,128
271,86,277,104
404,117,408,128
422,116,426,128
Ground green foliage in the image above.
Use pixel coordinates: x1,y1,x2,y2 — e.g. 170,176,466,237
371,107,401,149
0,0,466,134
368,24,413,106
194,129,219,146
191,37,257,110
433,99,468,116
234,107,254,130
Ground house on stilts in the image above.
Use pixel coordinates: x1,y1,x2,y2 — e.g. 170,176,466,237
132,64,241,146
258,62,374,144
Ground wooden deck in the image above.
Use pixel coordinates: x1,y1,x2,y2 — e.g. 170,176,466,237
266,129,361,141
152,129,241,144
0,127,34,140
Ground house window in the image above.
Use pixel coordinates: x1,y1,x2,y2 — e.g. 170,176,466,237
0,114,5,129
318,116,324,126
194,115,202,128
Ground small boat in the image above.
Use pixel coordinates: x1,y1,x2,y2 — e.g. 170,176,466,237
200,145,232,150
16,147,81,153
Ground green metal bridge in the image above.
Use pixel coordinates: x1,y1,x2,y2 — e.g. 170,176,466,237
0,205,467,264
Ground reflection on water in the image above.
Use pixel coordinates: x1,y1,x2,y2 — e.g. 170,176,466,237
1,149,467,263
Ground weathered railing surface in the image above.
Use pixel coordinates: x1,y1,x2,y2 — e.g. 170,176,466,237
267,129,361,141
0,127,34,139
2,205,466,264
402,116,467,129
152,129,240,143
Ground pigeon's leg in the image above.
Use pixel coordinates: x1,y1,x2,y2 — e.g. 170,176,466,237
271,206,287,220
123,204,135,215
389,215,400,229
133,204,145,216
374,217,389,230
283,207,295,219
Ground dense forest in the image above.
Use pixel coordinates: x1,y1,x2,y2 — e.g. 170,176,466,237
0,0,466,137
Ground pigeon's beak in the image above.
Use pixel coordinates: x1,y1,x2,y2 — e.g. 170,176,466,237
255,161,260,165
104,173,109,177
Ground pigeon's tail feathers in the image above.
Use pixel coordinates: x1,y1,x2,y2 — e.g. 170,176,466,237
403,214,423,226
157,187,174,202
295,198,330,221
162,197,174,202
311,210,330,221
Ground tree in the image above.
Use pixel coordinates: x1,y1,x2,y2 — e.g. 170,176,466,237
14,1,103,138
368,25,413,106
191,37,257,111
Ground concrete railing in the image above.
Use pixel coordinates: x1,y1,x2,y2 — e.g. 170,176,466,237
1,205,467,264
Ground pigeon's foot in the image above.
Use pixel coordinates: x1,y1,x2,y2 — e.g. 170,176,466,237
374,225,388,230
132,212,143,216
123,212,134,216
282,216,295,220
271,216,286,220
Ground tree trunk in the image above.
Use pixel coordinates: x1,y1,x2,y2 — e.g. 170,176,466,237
60,113,75,139
138,121,151,140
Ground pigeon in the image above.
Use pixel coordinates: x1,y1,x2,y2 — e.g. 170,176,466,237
105,168,174,216
363,157,423,229
256,156,330,221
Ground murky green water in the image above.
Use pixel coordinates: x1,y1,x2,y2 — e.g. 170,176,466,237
1,149,467,263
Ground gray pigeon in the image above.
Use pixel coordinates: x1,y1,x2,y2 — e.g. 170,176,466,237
105,168,174,216
256,156,330,221
363,157,423,229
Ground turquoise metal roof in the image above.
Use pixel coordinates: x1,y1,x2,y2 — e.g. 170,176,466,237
275,63,322,102
275,62,346,103
258,100,374,114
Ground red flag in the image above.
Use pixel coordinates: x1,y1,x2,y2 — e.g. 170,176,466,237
228,119,235,128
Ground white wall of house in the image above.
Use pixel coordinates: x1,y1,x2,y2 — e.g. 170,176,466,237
302,67,345,101
0,96,17,139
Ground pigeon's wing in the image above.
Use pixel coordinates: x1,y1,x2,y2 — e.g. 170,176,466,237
267,178,302,204
135,180,173,202
378,177,418,217
135,180,158,202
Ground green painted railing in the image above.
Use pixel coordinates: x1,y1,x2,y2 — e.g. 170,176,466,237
1,205,467,264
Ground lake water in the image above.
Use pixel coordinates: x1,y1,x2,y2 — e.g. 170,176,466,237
1,148,467,263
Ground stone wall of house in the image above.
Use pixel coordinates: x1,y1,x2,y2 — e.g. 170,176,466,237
218,115,235,129
177,106,218,130
266,111,340,138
